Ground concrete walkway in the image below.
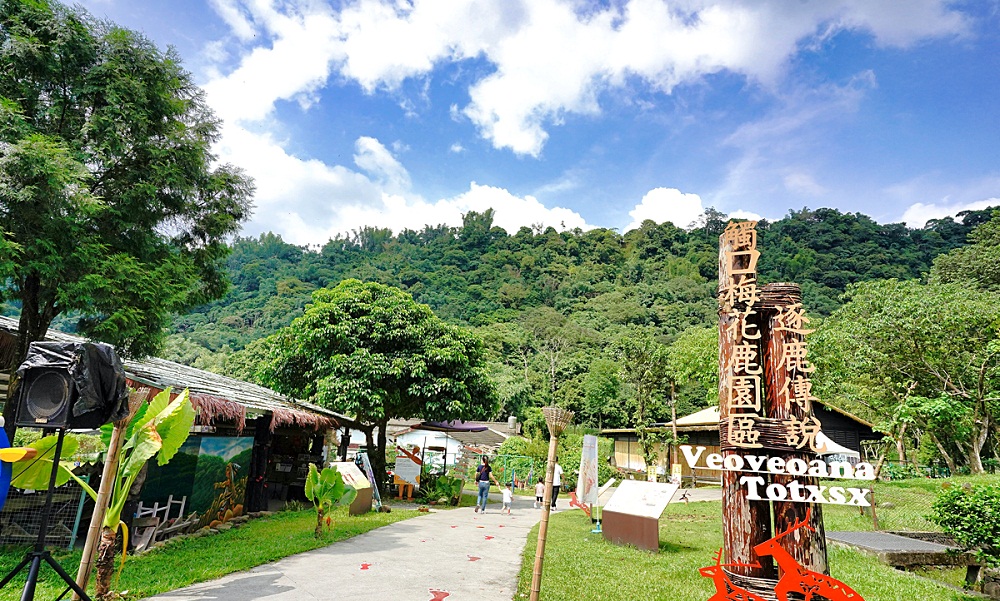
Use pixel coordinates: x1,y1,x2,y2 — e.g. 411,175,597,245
146,500,553,601
146,486,720,601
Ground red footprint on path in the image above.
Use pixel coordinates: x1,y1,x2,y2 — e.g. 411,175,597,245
429,589,451,600
497,524,505,528
468,556,481,561
360,563,372,570
420,539,427,543
484,535,495,540
450,526,457,528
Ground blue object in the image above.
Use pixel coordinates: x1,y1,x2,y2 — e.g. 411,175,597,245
0,428,11,512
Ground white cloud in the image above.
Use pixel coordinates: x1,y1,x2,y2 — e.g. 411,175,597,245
205,0,966,157
900,199,1000,228
324,0,965,156
353,136,411,195
449,143,465,153
196,0,970,243
783,173,827,196
728,210,764,221
625,187,706,231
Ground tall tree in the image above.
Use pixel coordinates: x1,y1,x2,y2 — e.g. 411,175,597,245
613,327,670,476
236,279,498,494
0,0,253,433
931,210,1000,292
814,279,1000,473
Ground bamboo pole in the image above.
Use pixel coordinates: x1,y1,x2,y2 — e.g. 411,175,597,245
73,389,146,600
529,406,573,601
529,435,559,601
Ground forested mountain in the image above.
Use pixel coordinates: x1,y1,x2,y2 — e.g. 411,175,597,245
160,205,993,430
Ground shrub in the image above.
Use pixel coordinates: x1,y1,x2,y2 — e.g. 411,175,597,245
929,483,1000,567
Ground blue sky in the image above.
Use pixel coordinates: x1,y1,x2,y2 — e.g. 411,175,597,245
78,0,1000,245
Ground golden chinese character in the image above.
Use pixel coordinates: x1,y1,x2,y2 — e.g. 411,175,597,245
774,303,814,335
784,415,823,451
779,375,818,412
722,221,758,249
719,275,760,310
728,249,761,277
733,342,762,375
724,307,761,340
729,415,762,448
730,375,761,412
777,340,815,373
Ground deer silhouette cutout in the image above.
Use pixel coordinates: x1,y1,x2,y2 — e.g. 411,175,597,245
699,548,768,601
752,510,864,601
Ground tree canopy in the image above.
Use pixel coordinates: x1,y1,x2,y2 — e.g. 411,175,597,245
235,279,498,492
0,0,253,375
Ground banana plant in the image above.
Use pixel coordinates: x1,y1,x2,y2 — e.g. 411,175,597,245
93,388,195,599
304,465,357,537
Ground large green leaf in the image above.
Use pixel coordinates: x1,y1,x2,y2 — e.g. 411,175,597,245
121,424,163,481
134,387,173,433
10,434,80,490
152,389,196,466
304,464,320,505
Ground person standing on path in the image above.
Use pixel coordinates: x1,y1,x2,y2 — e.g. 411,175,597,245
475,456,499,513
551,459,563,509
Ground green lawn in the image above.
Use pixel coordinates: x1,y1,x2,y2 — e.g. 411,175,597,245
516,502,978,601
0,507,420,601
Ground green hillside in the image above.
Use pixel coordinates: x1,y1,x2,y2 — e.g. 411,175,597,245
160,205,992,430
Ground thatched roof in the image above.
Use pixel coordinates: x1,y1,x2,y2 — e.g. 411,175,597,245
0,316,356,433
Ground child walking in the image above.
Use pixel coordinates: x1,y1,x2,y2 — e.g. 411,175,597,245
534,477,544,509
502,483,513,515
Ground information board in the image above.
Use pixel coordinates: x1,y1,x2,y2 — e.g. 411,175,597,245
603,480,679,520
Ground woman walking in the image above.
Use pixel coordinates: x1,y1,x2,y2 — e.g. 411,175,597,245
475,456,499,513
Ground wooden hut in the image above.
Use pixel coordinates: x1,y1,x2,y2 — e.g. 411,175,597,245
0,316,358,521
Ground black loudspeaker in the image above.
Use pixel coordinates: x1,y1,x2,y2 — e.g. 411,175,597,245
14,341,128,429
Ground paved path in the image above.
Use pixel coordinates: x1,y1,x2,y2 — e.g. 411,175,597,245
146,486,721,601
146,500,552,601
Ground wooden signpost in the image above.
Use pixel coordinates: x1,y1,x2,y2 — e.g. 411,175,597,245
713,221,864,600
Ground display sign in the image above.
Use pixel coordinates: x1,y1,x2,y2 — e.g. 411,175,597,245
576,434,599,505
603,480,679,520
394,456,421,487
332,462,370,490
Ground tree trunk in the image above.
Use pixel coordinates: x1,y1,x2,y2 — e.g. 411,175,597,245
968,414,989,474
315,507,324,538
372,418,389,497
3,274,54,440
94,525,118,600
895,422,908,464
928,431,958,474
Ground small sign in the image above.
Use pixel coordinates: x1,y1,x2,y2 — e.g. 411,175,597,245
332,462,370,490
395,456,421,486
604,480,679,520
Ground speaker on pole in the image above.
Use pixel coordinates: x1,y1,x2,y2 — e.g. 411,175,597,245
0,341,128,601
14,341,129,429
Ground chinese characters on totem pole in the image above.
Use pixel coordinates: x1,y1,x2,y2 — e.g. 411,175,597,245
700,220,866,601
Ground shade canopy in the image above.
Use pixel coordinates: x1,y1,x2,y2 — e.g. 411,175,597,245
417,420,489,433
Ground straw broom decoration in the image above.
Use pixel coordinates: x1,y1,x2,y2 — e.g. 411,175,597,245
529,406,574,601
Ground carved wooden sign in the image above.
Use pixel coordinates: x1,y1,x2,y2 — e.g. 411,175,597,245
714,220,865,600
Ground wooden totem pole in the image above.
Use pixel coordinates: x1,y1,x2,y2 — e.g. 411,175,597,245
718,221,828,581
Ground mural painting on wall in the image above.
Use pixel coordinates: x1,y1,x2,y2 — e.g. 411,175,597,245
709,220,864,601
140,436,253,528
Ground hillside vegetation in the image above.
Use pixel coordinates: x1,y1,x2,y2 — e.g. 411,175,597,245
160,206,993,432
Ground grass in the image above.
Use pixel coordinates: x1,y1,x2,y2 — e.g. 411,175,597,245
0,507,419,601
516,501,978,601
823,473,1000,532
